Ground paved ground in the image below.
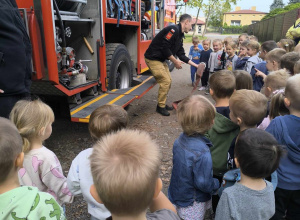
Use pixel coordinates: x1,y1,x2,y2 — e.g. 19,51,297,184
47,36,237,219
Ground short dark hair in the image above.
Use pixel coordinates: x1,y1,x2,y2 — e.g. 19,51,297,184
261,40,278,53
179,14,192,22
235,128,284,178
209,70,236,98
280,52,300,75
0,117,23,183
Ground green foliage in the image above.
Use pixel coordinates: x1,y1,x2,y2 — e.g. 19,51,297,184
222,25,248,34
262,2,300,20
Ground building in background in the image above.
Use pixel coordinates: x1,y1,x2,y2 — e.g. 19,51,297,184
223,6,267,26
176,16,206,34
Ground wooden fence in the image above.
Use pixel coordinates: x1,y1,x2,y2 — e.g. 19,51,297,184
247,8,300,42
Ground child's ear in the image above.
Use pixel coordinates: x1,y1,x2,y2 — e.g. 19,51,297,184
153,178,162,199
90,184,103,204
39,127,46,136
234,158,240,168
209,88,214,96
284,97,291,108
236,117,242,126
15,152,24,168
266,86,272,93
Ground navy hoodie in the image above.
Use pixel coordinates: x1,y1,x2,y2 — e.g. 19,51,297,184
266,115,300,190
250,61,268,92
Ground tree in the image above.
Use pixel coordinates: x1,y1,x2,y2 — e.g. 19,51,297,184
270,0,285,11
184,0,205,36
289,0,300,4
207,1,232,27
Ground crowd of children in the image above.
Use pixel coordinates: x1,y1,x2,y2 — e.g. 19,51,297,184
1,32,300,220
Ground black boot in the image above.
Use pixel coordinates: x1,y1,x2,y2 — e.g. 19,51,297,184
156,105,170,116
165,104,174,111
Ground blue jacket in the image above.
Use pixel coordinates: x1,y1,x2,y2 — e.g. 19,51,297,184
168,133,220,207
189,44,203,60
266,115,300,190
235,56,249,70
250,62,268,92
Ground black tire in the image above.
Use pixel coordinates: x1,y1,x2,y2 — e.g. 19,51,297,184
166,60,175,72
106,43,133,90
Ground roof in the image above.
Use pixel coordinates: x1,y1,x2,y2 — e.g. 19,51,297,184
224,10,267,14
191,18,205,25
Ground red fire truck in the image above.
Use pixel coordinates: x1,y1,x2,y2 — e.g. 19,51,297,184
15,0,176,122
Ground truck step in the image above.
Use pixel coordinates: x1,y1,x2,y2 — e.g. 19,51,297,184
70,75,156,122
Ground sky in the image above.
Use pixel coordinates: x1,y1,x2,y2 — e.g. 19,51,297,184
180,0,290,17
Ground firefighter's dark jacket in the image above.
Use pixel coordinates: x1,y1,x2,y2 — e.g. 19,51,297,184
144,24,190,64
0,0,32,96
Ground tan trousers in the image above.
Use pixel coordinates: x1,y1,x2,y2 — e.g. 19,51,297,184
145,58,172,108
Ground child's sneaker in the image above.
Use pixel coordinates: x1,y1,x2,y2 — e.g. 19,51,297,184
205,85,210,95
198,86,206,91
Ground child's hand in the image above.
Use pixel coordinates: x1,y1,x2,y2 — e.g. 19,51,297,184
0,89,3,93
255,68,266,79
218,61,221,65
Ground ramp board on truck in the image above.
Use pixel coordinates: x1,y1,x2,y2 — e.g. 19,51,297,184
70,75,156,123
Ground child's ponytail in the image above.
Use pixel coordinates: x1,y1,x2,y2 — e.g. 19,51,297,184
269,89,289,120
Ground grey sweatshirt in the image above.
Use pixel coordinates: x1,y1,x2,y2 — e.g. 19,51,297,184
244,55,262,73
215,181,275,220
208,50,223,72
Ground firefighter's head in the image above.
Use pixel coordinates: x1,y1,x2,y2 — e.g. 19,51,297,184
179,14,192,33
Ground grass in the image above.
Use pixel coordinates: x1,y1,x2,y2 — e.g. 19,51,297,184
183,34,207,43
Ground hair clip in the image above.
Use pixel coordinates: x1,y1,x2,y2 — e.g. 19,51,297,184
272,89,285,96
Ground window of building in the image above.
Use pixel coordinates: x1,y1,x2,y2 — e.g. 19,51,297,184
231,20,241,26
252,21,259,24
232,15,234,16
239,15,241,16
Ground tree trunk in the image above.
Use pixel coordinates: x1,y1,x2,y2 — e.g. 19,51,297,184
202,5,212,37
193,8,201,36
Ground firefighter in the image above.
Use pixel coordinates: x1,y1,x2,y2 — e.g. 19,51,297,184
0,0,32,118
145,14,199,116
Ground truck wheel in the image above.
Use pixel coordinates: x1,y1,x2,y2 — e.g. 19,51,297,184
106,43,133,90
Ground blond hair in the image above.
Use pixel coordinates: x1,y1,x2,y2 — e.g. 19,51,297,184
0,117,23,183
192,36,200,44
227,41,238,50
89,104,128,140
209,70,236,98
264,69,290,91
247,41,260,53
269,91,289,120
293,60,300,74
223,36,233,46
285,74,300,111
232,70,253,90
265,48,287,64
249,35,258,42
177,95,215,135
229,90,267,126
213,39,222,46
202,39,211,46
278,39,295,52
9,99,54,153
90,129,160,216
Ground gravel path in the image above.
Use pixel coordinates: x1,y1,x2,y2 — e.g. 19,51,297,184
46,39,235,219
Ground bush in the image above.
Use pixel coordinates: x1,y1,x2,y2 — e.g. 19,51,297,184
262,3,300,20
222,25,248,34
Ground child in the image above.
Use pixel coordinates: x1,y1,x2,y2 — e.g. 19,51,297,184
235,41,249,70
67,104,128,220
257,69,290,130
249,35,258,41
266,74,300,220
189,36,204,86
10,99,73,205
227,89,268,169
244,41,261,73
232,70,253,90
168,95,220,220
215,128,283,220
0,117,66,220
207,39,223,94
250,40,278,91
199,39,212,91
225,41,238,71
280,52,300,75
277,39,295,52
89,129,180,220
238,33,249,46
206,71,239,212
255,48,287,81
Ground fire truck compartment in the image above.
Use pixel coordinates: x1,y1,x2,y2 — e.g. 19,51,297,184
70,74,156,122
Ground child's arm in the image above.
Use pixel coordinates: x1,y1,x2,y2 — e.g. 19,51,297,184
149,191,177,214
215,191,231,220
67,155,82,196
188,46,193,60
255,68,267,80
193,154,220,194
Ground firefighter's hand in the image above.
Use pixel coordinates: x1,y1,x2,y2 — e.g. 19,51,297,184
0,89,4,93
174,60,182,69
